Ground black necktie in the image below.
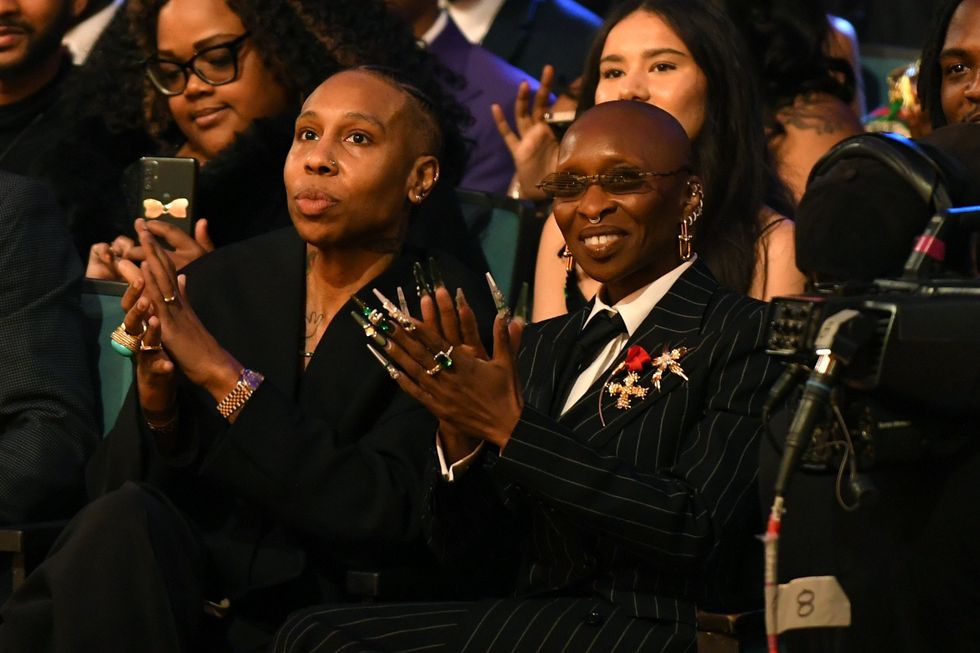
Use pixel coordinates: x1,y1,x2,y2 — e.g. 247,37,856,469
551,310,627,415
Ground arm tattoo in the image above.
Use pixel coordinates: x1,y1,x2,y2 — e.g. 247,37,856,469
777,106,846,135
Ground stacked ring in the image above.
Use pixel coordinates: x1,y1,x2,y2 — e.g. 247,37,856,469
110,322,146,358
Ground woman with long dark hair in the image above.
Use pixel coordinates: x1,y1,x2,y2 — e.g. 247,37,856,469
503,0,804,321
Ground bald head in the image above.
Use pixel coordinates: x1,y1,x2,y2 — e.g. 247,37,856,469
559,101,694,172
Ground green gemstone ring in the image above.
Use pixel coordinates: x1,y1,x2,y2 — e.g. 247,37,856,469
433,346,453,369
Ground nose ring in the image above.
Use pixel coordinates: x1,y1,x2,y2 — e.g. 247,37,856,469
588,215,601,224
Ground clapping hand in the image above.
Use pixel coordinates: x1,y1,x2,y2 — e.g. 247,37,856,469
135,221,242,408
359,267,525,462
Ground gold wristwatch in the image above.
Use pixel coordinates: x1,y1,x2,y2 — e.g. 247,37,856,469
216,368,264,420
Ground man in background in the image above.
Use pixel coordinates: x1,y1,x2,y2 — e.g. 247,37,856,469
390,0,540,193
918,0,980,129
0,0,89,176
446,0,600,90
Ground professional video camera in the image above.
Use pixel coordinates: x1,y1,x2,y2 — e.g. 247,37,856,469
765,204,980,491
760,129,980,653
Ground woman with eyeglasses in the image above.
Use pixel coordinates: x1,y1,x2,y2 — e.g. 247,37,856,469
70,0,483,279
496,0,806,322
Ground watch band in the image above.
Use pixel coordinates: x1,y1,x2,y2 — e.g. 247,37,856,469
216,368,264,419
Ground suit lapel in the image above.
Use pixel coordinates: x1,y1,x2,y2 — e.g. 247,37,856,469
482,0,537,63
558,262,717,448
521,305,589,416
300,254,420,428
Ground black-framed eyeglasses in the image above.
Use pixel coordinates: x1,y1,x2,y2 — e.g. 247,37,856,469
537,167,691,200
144,32,251,96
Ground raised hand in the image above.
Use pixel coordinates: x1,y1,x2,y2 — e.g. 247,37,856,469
136,217,215,270
492,65,560,201
87,236,142,282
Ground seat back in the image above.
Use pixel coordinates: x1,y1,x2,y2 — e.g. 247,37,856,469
80,279,132,437
456,189,540,305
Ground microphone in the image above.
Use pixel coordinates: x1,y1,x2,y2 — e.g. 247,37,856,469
773,310,875,498
762,362,807,425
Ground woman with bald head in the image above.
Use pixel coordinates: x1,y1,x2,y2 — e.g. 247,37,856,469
275,100,779,653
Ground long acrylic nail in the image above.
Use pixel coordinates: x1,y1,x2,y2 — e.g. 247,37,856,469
455,287,469,310
413,262,431,298
350,310,387,348
396,286,411,316
514,282,529,324
367,343,400,380
428,257,446,290
373,288,415,331
351,295,372,318
485,272,510,320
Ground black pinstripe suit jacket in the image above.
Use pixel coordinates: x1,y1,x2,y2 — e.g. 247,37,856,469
432,260,778,630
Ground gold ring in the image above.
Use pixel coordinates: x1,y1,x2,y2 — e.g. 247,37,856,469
139,342,164,352
162,294,177,304
425,363,443,376
110,322,146,357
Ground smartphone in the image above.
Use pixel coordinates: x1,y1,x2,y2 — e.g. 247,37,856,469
138,156,198,235
545,111,575,140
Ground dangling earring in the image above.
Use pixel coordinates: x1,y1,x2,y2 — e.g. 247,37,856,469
560,245,574,272
678,183,703,261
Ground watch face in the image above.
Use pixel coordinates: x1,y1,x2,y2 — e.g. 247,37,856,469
242,368,265,390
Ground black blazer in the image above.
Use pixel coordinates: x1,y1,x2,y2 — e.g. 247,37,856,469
432,261,778,627
481,0,601,88
88,227,495,602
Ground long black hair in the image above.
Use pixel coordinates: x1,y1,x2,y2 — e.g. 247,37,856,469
578,0,792,294
722,0,855,135
918,0,965,129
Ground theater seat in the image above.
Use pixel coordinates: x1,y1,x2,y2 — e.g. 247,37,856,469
79,279,132,437
456,189,541,306
696,610,765,653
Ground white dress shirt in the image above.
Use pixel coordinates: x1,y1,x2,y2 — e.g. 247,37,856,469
419,9,450,46
441,0,507,44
